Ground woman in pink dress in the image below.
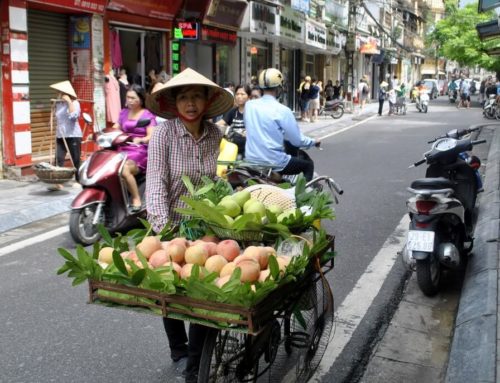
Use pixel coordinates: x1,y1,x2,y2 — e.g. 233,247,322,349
112,84,157,212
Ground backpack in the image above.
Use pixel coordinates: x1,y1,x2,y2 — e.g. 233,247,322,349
362,84,369,95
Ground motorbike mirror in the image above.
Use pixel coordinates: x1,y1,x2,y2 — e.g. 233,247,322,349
82,112,93,124
136,119,151,128
446,129,458,139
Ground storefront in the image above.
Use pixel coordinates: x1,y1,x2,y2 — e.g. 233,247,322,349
278,5,304,109
240,1,279,82
303,18,327,80
104,0,182,89
0,0,182,177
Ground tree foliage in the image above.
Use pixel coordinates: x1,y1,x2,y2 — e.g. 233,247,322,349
427,0,500,72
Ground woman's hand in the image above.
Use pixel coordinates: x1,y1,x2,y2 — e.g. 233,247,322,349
133,137,145,144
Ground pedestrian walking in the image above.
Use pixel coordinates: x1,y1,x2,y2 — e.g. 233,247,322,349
298,76,312,121
308,79,322,122
378,81,388,116
358,76,370,113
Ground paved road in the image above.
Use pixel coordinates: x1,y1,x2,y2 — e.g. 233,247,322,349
0,98,488,382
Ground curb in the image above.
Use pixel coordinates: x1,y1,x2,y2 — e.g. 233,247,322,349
445,123,500,383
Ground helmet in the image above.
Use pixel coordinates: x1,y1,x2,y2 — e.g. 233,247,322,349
258,68,284,89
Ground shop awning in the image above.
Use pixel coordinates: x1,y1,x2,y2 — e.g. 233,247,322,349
107,0,183,20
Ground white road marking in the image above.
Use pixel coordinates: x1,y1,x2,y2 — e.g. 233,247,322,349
0,226,68,258
311,214,410,381
318,114,378,141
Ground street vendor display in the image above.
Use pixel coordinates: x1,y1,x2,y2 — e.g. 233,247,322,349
57,174,341,382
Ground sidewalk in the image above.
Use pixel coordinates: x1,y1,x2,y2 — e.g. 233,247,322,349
361,122,500,383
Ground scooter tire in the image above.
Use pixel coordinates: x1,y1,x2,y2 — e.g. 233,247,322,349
423,105,428,113
69,206,102,245
331,106,344,119
416,256,441,296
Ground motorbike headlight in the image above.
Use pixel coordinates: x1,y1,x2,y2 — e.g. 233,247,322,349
96,135,113,148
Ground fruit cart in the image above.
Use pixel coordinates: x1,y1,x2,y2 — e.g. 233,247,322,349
87,236,335,383
58,175,342,382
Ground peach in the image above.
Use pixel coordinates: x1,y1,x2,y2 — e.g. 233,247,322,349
277,256,291,272
234,254,260,266
215,275,231,288
136,236,162,259
200,235,220,243
204,254,228,275
180,263,205,279
192,240,217,256
149,249,169,268
258,269,271,282
216,239,241,262
166,243,186,264
184,245,208,265
220,262,237,278
160,261,182,274
98,247,114,264
260,247,276,269
237,260,260,283
122,251,138,262
170,237,189,248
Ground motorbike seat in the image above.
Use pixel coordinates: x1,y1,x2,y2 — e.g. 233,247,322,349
410,177,455,190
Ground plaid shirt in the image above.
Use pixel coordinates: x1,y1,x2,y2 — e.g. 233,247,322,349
146,118,223,233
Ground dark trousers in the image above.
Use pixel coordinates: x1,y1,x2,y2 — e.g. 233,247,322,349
163,317,208,376
378,99,385,115
56,137,81,181
281,141,314,181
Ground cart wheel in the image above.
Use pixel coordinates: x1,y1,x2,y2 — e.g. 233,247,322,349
198,329,260,382
69,205,104,245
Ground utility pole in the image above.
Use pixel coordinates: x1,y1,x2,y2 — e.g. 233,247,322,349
345,0,358,104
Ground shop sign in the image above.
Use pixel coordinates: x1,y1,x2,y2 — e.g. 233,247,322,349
358,36,380,54
326,30,343,55
28,0,107,14
204,0,247,32
305,20,326,50
171,41,181,76
201,25,237,45
107,0,183,20
278,6,304,43
174,21,198,40
291,0,310,13
249,1,277,36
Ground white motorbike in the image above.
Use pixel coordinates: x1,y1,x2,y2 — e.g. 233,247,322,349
416,93,429,113
483,94,498,120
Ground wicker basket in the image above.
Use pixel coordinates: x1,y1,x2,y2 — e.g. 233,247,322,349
209,225,266,242
243,184,296,210
33,166,75,184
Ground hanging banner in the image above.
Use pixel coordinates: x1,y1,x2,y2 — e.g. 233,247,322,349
204,0,247,32
305,20,327,50
359,36,380,54
28,0,107,14
107,0,183,20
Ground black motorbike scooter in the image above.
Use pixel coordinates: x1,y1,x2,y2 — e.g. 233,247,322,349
402,128,486,296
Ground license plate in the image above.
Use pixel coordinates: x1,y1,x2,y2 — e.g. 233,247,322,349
407,231,435,252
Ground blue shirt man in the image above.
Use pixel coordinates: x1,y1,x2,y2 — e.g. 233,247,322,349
244,68,318,180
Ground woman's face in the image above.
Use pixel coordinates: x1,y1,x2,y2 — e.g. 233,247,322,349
234,88,249,106
126,90,142,110
250,90,261,100
175,85,207,121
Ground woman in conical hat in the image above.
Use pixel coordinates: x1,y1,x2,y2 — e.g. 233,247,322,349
145,68,233,382
48,80,82,190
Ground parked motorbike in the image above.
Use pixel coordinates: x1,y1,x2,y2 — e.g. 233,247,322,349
416,93,429,113
69,115,151,245
483,94,498,120
401,127,486,296
319,98,345,119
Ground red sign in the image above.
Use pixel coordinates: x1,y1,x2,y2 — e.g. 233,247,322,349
107,0,183,20
28,0,107,14
174,21,199,40
201,25,237,45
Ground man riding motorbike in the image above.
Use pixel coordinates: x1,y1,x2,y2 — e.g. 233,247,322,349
243,68,320,181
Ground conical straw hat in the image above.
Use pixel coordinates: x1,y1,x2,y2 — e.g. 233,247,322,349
147,68,234,120
49,80,77,99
